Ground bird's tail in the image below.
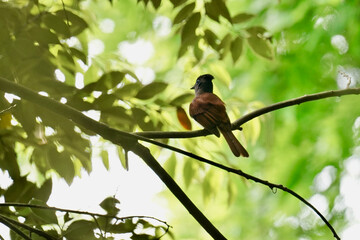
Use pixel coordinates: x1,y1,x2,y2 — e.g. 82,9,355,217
220,130,249,157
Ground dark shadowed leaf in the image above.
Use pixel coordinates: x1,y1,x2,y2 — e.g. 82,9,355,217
135,82,168,99
181,12,200,44
232,13,255,24
214,0,232,23
169,0,188,8
132,107,155,130
55,10,88,36
33,179,53,202
230,36,243,63
204,29,218,49
58,50,76,74
100,196,120,215
193,41,203,61
29,199,58,224
69,47,87,64
108,219,136,234
173,2,196,24
205,2,220,22
28,26,60,45
47,146,75,185
64,220,96,240
151,0,161,9
176,106,192,130
4,177,37,203
42,13,71,38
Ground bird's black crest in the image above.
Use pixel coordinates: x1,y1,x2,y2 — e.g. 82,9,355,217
197,74,214,82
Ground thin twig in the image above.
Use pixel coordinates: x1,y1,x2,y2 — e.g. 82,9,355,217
0,104,16,115
0,214,34,240
0,203,169,227
234,88,360,128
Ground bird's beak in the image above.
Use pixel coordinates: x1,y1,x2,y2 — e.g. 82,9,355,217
190,84,195,89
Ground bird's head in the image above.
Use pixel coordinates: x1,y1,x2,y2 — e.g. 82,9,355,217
191,74,214,95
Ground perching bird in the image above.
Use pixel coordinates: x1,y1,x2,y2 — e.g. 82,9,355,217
189,74,249,157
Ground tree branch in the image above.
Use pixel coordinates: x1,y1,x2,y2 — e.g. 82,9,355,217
0,203,169,227
132,143,226,239
233,88,360,128
0,77,226,239
0,77,348,239
0,214,51,240
135,88,360,139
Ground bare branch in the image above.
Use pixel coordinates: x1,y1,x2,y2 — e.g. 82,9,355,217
233,88,360,128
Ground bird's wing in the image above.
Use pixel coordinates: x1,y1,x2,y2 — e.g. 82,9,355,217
189,93,231,136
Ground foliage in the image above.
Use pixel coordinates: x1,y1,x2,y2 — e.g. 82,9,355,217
0,0,359,239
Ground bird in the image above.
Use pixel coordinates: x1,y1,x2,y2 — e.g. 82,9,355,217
189,74,249,157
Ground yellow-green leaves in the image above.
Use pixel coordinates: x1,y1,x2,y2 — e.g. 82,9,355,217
135,82,168,100
246,27,274,60
230,36,243,63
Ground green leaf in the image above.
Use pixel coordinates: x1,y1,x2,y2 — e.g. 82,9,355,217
12,37,41,57
34,179,53,202
42,13,71,38
183,159,195,188
101,150,109,170
135,82,168,99
204,29,218,49
57,50,76,74
169,0,188,8
29,199,58,224
64,220,96,240
132,107,155,131
164,153,177,178
108,219,136,234
246,27,273,60
55,10,88,36
169,93,194,106
181,12,201,44
205,2,220,22
47,146,75,185
230,36,243,63
28,26,60,45
151,0,161,9
100,196,120,215
214,0,232,23
173,2,196,24
218,33,232,59
4,177,37,203
69,47,87,64
115,83,142,99
232,13,254,24
117,146,129,170
96,71,125,92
